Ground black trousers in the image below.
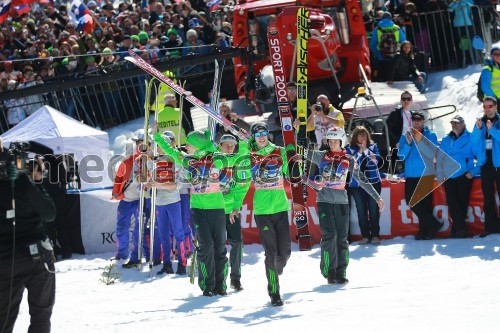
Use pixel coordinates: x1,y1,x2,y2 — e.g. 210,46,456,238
254,211,291,296
0,248,55,333
317,202,349,279
444,173,472,236
225,214,243,281
480,162,500,233
192,208,228,292
405,177,441,236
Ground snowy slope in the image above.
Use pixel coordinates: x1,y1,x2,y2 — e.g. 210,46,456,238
13,238,500,333
11,66,500,332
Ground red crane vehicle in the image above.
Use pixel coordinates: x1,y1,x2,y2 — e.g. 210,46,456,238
230,0,371,107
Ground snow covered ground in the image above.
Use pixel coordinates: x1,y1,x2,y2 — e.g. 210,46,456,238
11,66,500,332
13,238,500,333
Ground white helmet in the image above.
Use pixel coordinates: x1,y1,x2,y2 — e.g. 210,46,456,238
324,127,347,147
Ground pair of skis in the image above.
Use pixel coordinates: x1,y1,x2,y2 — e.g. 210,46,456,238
266,8,312,251
125,50,249,142
136,78,159,275
126,50,235,282
125,19,314,257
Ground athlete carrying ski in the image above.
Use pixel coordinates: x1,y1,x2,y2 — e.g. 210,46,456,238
153,128,247,296
145,131,187,275
243,122,295,306
216,134,251,291
306,127,385,284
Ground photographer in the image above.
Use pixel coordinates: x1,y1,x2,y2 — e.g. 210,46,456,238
0,151,56,333
306,94,345,147
214,103,250,144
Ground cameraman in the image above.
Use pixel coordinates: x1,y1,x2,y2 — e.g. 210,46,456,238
306,94,345,147
0,154,56,333
214,103,251,144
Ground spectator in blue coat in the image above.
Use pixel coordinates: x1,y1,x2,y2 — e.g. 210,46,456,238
398,112,442,240
449,0,475,66
471,96,500,237
436,115,477,238
369,12,407,81
346,126,383,245
479,43,500,102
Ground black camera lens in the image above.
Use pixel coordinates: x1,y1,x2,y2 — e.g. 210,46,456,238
315,103,322,111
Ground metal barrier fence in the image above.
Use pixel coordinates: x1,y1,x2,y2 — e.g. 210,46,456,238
0,46,242,135
400,5,499,69
0,74,147,133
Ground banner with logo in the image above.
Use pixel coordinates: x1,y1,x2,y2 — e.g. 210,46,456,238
241,179,487,244
78,180,489,254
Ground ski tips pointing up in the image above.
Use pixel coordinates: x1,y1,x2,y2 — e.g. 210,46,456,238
124,56,137,64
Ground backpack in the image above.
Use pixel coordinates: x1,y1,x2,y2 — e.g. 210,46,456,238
378,28,398,58
477,61,493,102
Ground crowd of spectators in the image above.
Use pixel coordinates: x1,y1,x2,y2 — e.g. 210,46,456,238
364,0,497,82
0,0,235,94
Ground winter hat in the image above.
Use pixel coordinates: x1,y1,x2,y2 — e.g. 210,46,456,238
450,115,465,123
7,80,17,90
381,12,392,20
62,57,69,65
411,111,425,121
490,41,500,55
186,29,197,40
131,35,140,42
162,130,176,144
164,93,176,103
167,28,178,36
219,134,237,145
186,130,213,150
85,56,96,63
102,47,112,54
138,31,149,40
250,122,269,136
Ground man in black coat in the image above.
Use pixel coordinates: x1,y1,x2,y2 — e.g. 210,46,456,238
385,91,415,176
0,154,57,333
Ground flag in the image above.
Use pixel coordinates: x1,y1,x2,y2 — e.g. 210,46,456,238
206,0,221,12
69,0,89,23
76,13,94,34
11,0,34,5
0,0,12,24
13,4,30,14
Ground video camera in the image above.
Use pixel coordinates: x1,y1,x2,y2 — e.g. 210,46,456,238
0,141,31,181
315,102,329,115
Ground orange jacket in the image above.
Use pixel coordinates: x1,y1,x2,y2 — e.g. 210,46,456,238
112,153,139,200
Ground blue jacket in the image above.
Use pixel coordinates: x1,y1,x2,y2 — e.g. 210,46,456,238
471,113,500,168
436,130,477,181
480,58,500,100
398,126,439,178
448,0,474,27
369,18,406,61
346,142,382,187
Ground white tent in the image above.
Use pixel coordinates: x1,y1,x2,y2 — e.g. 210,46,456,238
1,105,112,190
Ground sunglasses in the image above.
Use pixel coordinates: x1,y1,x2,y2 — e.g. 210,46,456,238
401,97,412,102
483,104,496,109
253,131,268,138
